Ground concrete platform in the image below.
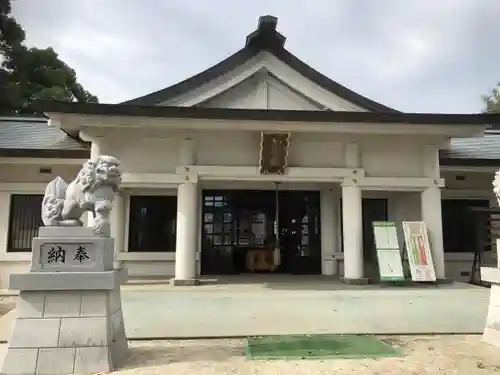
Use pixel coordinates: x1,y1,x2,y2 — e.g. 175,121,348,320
0,276,491,340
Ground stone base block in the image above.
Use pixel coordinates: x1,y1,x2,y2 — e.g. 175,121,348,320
481,267,500,284
171,278,200,286
343,277,370,285
9,268,127,291
483,327,500,347
482,283,500,348
1,286,128,374
38,226,97,238
31,231,114,273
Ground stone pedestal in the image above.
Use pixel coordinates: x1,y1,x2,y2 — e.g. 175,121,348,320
481,265,500,347
1,227,128,375
480,238,500,347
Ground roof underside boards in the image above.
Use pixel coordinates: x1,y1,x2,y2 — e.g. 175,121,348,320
122,15,397,113
0,117,89,158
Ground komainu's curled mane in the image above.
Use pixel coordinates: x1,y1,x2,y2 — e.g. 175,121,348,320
41,155,122,236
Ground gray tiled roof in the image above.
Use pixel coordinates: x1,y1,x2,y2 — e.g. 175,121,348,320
0,116,88,151
441,130,500,160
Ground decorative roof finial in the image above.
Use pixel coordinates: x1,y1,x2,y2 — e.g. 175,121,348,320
257,15,278,31
245,15,285,50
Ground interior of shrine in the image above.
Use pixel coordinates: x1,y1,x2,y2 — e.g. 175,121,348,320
200,189,389,275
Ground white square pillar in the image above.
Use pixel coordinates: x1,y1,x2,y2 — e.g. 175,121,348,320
85,136,106,229
173,182,200,285
196,184,203,277
342,183,365,283
421,187,446,280
320,189,337,275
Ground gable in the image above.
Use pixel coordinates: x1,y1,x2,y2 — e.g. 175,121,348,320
198,71,325,110
160,52,366,111
267,75,324,110
124,16,395,112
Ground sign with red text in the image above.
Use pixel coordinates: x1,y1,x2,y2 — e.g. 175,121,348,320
402,221,436,282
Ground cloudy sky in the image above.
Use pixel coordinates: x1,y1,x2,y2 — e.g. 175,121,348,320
12,0,500,113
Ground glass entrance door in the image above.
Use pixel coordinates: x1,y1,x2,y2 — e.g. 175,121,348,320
279,191,321,274
201,192,234,274
200,190,322,275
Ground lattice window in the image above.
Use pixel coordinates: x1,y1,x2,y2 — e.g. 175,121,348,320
8,194,43,252
128,195,177,252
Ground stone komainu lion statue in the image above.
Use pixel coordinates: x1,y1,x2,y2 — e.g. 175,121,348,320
41,155,122,236
494,170,500,208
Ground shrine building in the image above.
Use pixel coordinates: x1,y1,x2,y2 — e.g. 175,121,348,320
1,15,500,288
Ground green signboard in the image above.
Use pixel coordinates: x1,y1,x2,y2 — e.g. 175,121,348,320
372,221,405,282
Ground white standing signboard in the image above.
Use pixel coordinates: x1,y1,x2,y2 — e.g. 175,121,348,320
402,221,436,282
372,221,405,282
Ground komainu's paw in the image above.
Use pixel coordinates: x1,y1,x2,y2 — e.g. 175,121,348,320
92,221,111,237
92,222,103,235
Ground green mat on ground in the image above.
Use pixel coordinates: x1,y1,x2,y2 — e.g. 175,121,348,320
245,334,403,360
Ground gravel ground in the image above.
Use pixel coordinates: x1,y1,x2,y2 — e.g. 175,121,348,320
114,335,499,375
0,297,15,318
1,297,498,374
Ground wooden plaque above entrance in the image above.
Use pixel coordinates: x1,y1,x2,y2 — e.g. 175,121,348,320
259,132,290,175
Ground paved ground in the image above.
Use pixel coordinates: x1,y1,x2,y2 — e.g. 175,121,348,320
1,276,489,341
1,335,498,375
121,277,490,338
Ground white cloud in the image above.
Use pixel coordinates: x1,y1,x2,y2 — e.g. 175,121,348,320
10,0,500,112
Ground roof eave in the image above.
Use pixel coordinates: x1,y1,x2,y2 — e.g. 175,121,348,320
36,101,500,127
0,148,90,159
121,48,258,106
439,157,500,167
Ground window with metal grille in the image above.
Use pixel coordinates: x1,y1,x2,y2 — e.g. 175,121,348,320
128,195,177,252
442,199,490,253
8,194,43,252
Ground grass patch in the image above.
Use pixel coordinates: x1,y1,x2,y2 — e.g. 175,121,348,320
245,334,403,360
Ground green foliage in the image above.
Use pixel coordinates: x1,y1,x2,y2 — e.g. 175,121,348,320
0,0,97,115
0,0,24,53
482,83,500,113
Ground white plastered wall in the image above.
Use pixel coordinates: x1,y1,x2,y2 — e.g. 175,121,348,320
0,141,492,284
83,127,452,279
